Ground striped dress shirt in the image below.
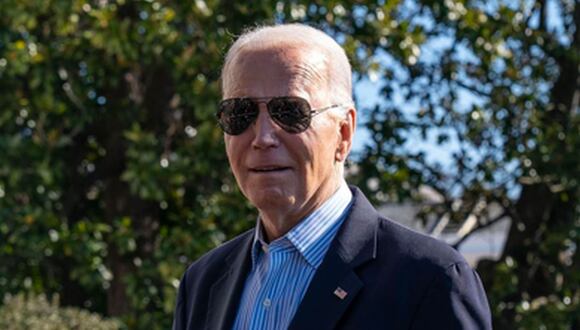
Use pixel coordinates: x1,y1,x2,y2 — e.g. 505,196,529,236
232,182,353,330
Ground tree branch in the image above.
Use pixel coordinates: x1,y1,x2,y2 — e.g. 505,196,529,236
455,79,492,98
452,210,510,249
538,0,547,32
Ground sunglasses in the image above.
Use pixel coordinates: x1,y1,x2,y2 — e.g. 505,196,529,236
216,96,348,135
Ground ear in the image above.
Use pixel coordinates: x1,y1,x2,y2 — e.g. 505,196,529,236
335,107,356,162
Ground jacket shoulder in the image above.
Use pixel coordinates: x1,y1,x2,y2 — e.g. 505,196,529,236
182,229,253,283
376,216,468,270
172,229,254,329
373,218,492,329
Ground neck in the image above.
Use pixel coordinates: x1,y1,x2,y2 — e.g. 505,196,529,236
258,179,343,242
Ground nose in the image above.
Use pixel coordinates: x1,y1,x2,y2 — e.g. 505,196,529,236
251,104,280,149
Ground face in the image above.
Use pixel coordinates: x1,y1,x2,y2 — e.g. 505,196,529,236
222,46,353,233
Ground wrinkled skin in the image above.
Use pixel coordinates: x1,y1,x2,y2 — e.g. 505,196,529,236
222,45,356,241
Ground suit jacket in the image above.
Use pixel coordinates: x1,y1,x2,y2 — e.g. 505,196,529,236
173,186,492,329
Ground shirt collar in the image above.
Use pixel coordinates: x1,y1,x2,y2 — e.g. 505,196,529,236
250,181,353,269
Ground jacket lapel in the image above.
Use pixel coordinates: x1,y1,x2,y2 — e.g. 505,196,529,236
289,187,379,330
205,232,254,330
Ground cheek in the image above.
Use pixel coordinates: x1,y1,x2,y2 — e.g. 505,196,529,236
298,137,337,176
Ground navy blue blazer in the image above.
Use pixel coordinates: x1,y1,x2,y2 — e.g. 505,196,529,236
173,186,492,329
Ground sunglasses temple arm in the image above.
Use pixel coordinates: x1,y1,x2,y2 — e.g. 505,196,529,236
311,103,352,116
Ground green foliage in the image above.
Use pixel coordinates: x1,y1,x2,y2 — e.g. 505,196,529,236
0,293,120,330
341,1,579,329
0,0,258,328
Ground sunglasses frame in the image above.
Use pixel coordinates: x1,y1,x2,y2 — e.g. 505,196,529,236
217,96,349,135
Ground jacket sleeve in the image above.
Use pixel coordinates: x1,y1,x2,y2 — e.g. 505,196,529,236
410,262,492,330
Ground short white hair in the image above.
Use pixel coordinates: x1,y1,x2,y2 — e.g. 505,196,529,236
221,24,353,108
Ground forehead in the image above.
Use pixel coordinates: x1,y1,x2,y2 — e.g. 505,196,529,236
223,46,328,100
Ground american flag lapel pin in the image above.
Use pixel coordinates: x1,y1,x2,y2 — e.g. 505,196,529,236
333,287,348,300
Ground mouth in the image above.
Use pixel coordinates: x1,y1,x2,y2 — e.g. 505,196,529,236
249,166,291,173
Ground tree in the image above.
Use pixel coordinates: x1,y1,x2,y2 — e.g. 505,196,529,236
0,1,264,327
320,0,578,328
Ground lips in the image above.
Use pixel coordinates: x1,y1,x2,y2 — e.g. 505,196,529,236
249,165,291,173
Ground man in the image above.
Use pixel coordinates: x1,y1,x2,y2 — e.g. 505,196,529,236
173,24,492,330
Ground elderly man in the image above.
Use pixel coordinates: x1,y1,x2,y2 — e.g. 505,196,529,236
173,24,491,330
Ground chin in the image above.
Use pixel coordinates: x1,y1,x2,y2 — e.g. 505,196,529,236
246,187,296,210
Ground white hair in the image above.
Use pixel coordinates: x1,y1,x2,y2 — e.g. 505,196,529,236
221,24,353,109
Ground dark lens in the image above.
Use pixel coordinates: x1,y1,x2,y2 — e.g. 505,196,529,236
267,97,311,133
217,98,258,135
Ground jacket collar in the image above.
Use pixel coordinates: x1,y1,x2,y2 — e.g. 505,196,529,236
205,186,379,330
205,231,254,330
288,185,379,329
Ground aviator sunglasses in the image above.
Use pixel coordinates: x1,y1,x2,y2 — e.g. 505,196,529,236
216,96,349,135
